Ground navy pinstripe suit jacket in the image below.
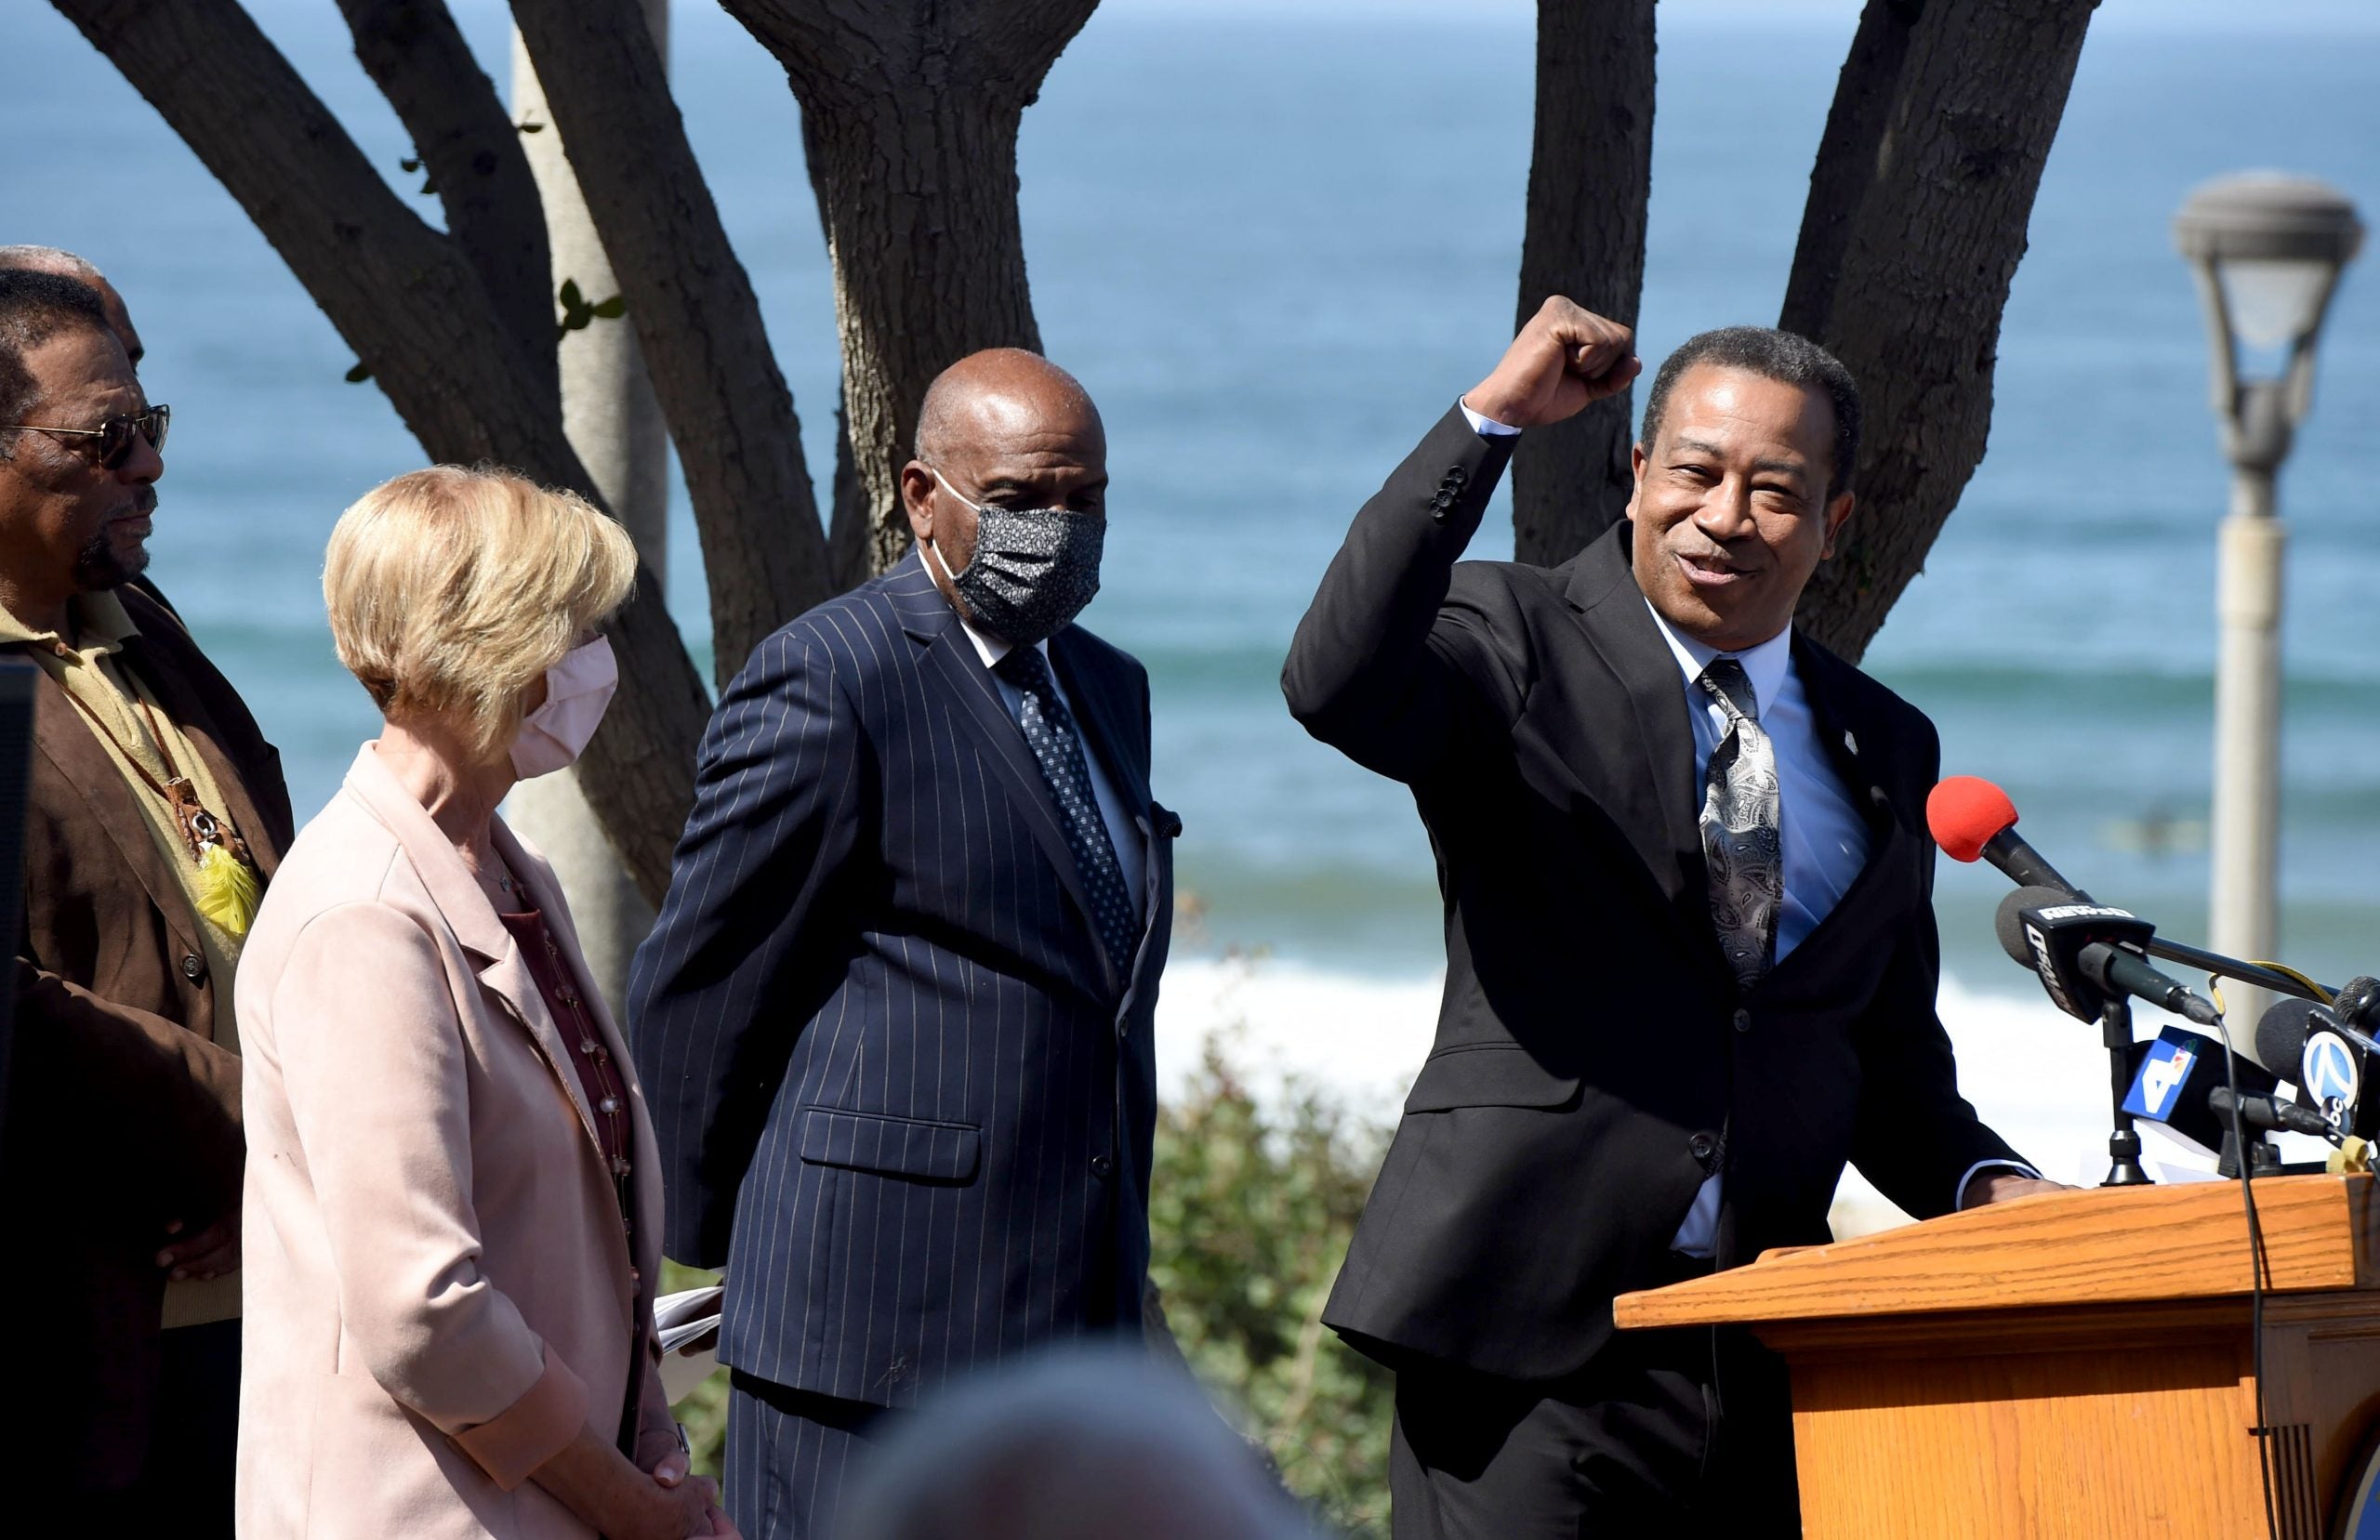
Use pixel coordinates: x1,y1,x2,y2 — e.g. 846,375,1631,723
629,551,1175,1409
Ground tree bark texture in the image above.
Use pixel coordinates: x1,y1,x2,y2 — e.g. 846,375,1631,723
511,0,838,683
51,0,710,904
336,0,557,401
1777,0,1921,343
1511,0,1657,567
800,106,873,591
826,400,872,590
1786,0,2098,661
724,0,1101,575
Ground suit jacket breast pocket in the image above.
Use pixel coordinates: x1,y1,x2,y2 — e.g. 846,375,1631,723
1402,1044,1581,1113
797,1107,982,1184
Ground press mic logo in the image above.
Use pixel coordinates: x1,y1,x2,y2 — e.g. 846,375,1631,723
2302,1031,2360,1134
2032,903,2136,924
2135,1041,2196,1119
2021,920,2079,1018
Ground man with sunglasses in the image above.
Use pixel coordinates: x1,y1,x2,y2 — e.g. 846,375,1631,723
0,269,291,1533
0,245,190,622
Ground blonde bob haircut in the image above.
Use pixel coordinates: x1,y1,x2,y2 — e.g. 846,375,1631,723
324,465,636,757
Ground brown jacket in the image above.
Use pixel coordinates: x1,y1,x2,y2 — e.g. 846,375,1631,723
234,744,673,1539
5,585,292,1488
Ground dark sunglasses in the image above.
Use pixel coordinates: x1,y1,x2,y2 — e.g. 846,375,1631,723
2,404,170,468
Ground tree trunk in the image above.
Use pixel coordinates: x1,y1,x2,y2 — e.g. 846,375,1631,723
511,0,837,684
800,106,874,591
800,94,1042,574
1786,0,2099,661
50,0,710,903
722,0,1101,576
1511,0,1657,567
335,0,556,401
826,401,872,591
1777,0,1921,343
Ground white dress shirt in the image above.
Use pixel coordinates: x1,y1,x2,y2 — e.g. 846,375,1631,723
1461,400,2031,1252
957,619,1147,927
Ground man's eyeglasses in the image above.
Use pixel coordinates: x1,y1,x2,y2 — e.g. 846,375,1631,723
1,405,170,468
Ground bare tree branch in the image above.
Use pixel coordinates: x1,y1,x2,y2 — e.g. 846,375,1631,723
1510,0,1657,566
50,0,709,902
336,0,557,400
510,0,837,684
1789,0,2099,660
1778,0,1921,341
722,0,1101,574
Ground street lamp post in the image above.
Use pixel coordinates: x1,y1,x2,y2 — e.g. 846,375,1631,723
2173,173,2362,1027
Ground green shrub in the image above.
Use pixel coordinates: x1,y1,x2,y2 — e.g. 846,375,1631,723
1150,1033,1395,1537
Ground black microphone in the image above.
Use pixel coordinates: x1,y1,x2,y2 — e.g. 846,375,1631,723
2207,1085,2334,1139
2256,997,2380,1139
1931,777,2334,1003
2332,976,2380,1035
2257,996,2380,1063
1994,887,2221,1028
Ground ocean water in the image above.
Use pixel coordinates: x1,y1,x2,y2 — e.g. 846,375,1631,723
9,3,2379,1055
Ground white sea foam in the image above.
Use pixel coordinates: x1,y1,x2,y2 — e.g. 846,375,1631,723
1153,956,2263,1238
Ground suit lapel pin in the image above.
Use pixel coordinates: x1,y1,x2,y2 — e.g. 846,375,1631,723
1843,730,1858,757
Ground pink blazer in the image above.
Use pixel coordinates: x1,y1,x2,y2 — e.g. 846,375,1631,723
235,744,674,1538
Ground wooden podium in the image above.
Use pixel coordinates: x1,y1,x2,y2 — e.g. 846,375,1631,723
1614,1174,2380,1538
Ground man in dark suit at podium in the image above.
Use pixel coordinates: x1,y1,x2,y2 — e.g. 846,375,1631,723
1283,298,2057,1536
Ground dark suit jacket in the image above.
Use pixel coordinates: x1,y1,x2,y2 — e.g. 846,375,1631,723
630,551,1176,1410
5,586,291,1488
1282,406,2025,1382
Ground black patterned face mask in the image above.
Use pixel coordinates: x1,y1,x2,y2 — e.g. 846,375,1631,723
927,470,1105,645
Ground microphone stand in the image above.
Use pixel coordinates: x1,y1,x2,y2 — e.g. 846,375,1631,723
2139,936,2332,1005
2099,997,2152,1187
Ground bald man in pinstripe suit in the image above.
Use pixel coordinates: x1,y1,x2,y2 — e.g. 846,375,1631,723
631,350,1178,1538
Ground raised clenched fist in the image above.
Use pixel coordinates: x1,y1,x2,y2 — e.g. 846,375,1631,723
1461,296,1641,430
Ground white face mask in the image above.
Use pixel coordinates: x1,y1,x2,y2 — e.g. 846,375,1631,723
510,637,618,780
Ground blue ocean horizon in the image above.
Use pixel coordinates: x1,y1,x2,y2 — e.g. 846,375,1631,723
11,2,2378,997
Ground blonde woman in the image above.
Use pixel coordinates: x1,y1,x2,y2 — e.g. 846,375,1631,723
234,467,733,1539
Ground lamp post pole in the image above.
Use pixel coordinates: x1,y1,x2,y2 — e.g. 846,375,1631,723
2207,398,2285,1024
2174,173,2361,1030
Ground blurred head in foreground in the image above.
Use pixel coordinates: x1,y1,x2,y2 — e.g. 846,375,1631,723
835,1349,1313,1540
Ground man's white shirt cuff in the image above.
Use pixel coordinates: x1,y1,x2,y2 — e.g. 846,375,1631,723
1460,398,1523,439
1954,1159,2043,1212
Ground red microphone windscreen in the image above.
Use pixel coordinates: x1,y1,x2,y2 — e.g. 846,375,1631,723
1926,776,2020,863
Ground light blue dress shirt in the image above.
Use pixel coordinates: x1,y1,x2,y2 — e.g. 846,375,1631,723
1646,607,1869,1255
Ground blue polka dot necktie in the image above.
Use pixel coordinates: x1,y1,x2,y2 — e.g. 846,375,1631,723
996,646,1141,973
1698,657,1782,991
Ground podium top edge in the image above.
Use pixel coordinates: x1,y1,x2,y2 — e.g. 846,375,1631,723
1613,1171,2374,1332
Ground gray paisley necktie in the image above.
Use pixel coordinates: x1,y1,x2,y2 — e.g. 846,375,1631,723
996,645,1142,973
1697,658,1783,990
